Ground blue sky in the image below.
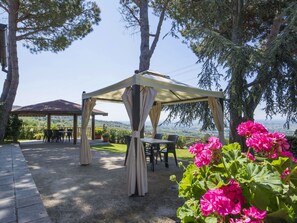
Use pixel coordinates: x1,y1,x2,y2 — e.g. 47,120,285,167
0,1,284,122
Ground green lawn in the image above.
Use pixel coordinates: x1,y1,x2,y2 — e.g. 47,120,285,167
92,143,194,162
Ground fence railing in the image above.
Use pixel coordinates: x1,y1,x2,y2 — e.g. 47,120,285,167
19,126,94,140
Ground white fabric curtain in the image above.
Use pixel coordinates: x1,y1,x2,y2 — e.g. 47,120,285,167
80,98,96,165
149,101,162,138
122,86,157,196
208,97,225,144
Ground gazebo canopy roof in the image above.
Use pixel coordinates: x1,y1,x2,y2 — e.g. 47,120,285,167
82,70,224,104
11,99,108,116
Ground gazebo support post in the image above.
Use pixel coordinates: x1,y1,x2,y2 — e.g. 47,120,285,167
132,84,140,195
91,114,95,140
47,114,51,142
73,114,77,144
219,97,224,113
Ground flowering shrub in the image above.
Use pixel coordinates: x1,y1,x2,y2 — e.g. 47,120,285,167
172,121,297,223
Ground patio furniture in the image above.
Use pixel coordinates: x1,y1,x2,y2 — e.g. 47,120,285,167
141,137,174,171
43,129,52,142
66,129,72,142
160,135,179,168
58,129,65,142
52,130,61,142
144,143,155,171
151,133,163,164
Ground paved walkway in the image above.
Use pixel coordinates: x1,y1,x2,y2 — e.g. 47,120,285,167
0,144,51,223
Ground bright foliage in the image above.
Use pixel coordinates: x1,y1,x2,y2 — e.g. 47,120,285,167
172,121,297,223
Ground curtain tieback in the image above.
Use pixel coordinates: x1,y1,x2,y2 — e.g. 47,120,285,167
132,131,140,138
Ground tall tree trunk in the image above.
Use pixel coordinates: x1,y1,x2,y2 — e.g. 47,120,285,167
0,1,19,142
245,14,284,119
229,0,246,145
139,0,150,72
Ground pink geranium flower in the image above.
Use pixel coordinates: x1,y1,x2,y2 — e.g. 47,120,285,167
237,121,268,137
243,152,256,161
206,136,222,150
188,143,205,155
238,121,294,161
246,133,273,153
200,180,245,217
243,206,266,220
189,137,222,168
245,131,293,160
194,149,212,168
281,167,290,180
229,206,266,223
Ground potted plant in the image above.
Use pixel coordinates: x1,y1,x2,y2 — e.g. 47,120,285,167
102,132,110,142
95,129,103,139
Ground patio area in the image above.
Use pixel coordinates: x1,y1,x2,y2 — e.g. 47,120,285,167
18,141,185,222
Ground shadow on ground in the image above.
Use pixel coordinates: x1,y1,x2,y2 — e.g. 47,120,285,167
20,142,186,223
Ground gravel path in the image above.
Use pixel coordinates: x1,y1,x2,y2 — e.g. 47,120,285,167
20,142,185,223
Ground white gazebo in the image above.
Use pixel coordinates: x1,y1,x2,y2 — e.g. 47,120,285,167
81,70,224,196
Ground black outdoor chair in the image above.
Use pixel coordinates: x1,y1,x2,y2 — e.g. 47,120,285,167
43,129,52,142
143,134,162,172
151,133,163,164
145,143,155,172
160,135,179,168
52,130,61,142
58,129,65,142
66,129,72,142
124,135,131,166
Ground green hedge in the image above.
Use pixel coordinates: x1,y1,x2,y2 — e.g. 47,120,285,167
107,128,131,143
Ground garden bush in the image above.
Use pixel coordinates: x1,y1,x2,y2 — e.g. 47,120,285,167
5,115,23,142
105,128,131,144
34,133,43,140
171,121,297,223
177,135,187,149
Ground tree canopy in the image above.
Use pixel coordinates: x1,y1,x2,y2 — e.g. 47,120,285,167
0,0,101,141
119,0,169,71
3,0,101,52
164,0,297,142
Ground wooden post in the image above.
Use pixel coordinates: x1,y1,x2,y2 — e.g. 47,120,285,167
91,114,95,140
132,84,140,195
219,89,224,113
47,114,51,142
73,114,77,144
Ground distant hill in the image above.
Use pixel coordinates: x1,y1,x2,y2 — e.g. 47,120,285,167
18,116,297,138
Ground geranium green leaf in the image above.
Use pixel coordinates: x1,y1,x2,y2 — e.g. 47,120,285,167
266,208,289,222
222,143,241,152
177,199,199,222
251,184,273,209
223,149,247,164
205,216,217,223
246,163,282,191
289,165,297,187
245,163,283,209
178,164,207,199
271,157,291,170
205,173,225,189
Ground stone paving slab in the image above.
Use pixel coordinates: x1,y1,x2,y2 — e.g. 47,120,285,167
0,206,16,223
18,203,49,223
0,175,14,186
0,197,15,209
0,144,51,223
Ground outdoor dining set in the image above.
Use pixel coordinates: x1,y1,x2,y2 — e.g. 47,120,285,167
43,129,73,142
124,133,179,171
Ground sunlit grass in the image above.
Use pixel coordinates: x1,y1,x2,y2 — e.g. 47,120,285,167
92,143,127,153
92,143,193,162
